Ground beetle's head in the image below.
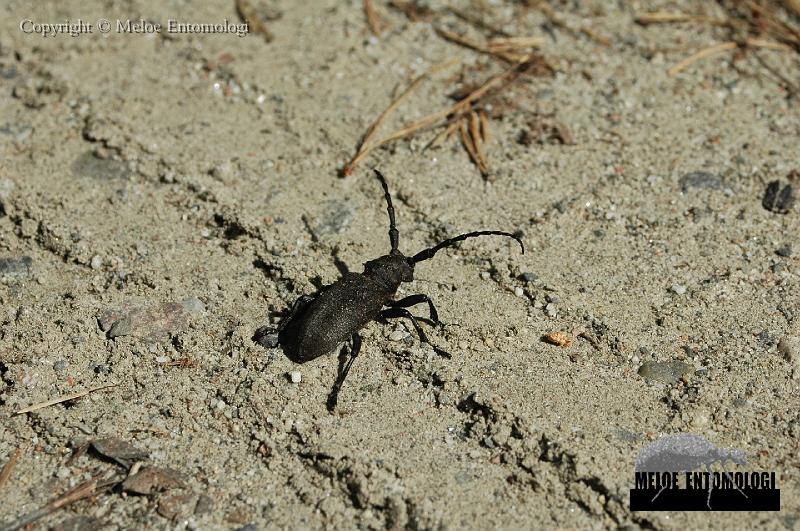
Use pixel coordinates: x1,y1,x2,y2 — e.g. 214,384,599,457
363,252,414,290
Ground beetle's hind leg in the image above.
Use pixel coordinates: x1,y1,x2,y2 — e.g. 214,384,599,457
254,294,315,348
326,333,362,412
388,294,442,327
379,307,451,359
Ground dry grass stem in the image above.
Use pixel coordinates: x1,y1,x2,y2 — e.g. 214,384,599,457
14,382,119,415
364,0,384,36
236,0,274,42
0,448,23,492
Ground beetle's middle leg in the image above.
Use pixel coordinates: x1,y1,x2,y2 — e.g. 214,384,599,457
379,307,451,359
326,332,362,412
388,294,441,325
254,294,315,349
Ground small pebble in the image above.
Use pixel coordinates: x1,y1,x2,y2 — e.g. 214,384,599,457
155,355,169,363
670,284,687,295
545,303,557,317
638,360,693,384
53,359,66,371
480,271,491,280
181,297,205,316
519,272,537,283
289,371,302,383
514,287,524,297
543,331,572,347
679,171,729,193
0,256,32,276
763,180,794,214
389,330,407,342
308,199,354,238
90,255,103,270
776,244,793,257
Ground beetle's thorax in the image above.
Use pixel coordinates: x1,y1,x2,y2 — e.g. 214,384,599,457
363,252,414,292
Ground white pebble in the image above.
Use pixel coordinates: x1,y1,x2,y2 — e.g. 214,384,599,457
514,287,524,297
90,255,103,270
480,271,491,280
389,330,406,342
289,371,302,383
671,284,687,295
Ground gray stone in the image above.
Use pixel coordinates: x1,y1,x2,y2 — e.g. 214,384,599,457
181,297,206,316
638,360,693,384
98,300,194,342
0,256,32,276
305,199,354,240
679,171,729,193
72,150,130,180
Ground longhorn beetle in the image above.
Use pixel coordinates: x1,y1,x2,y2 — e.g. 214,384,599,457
255,169,523,410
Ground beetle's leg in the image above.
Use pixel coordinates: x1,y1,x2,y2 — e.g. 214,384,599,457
279,294,316,332
388,294,441,326
254,294,315,348
379,307,452,359
327,333,362,412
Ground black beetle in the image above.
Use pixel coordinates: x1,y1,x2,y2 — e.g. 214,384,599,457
255,169,523,409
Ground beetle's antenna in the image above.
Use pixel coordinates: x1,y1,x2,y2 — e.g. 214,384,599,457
373,169,399,253
411,231,524,264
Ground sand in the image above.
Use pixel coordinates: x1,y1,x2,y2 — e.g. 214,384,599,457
0,0,798,529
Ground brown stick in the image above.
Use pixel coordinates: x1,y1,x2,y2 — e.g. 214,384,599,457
447,7,510,37
468,111,490,178
425,119,461,149
668,41,738,76
784,0,800,18
478,110,490,144
0,448,23,492
668,38,794,76
535,1,611,46
343,58,533,175
635,12,727,26
236,0,274,42
459,120,481,173
14,382,119,415
364,0,384,36
488,36,545,53
0,474,116,531
341,59,459,175
435,27,524,63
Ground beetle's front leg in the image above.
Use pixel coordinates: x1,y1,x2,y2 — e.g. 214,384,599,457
387,294,441,326
326,332,362,412
379,307,451,359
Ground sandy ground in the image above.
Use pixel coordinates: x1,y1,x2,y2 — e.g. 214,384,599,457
1,0,799,529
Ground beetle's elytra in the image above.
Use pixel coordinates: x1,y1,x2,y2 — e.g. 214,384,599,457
255,169,523,409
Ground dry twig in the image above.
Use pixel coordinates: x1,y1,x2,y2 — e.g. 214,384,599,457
236,0,274,42
342,60,459,176
0,474,117,531
342,57,538,177
14,382,119,415
364,0,385,36
635,12,728,26
0,448,23,492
